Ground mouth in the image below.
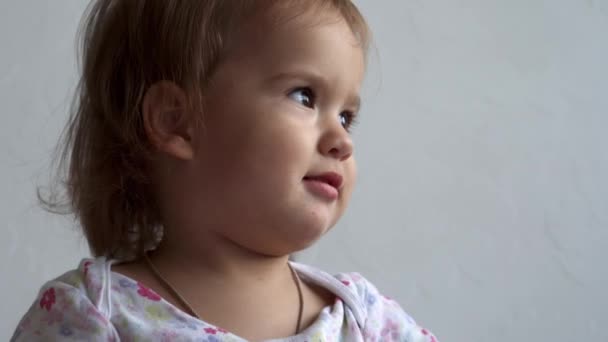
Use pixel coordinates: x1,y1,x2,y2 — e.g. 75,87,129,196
303,172,343,201
303,172,343,189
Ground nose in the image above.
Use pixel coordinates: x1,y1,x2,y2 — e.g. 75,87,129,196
318,119,354,161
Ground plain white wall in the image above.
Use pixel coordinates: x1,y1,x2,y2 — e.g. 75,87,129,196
1,0,91,339
2,1,607,340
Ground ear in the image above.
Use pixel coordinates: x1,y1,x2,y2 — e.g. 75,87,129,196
142,81,196,160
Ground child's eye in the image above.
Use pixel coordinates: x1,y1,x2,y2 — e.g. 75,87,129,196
288,87,315,108
339,111,359,133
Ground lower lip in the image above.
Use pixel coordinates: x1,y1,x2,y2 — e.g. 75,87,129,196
303,179,339,200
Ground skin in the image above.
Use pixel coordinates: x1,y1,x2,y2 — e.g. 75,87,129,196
114,9,365,341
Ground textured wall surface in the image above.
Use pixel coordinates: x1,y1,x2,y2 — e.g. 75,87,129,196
2,1,607,340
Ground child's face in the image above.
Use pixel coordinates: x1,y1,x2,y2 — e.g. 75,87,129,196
182,11,365,256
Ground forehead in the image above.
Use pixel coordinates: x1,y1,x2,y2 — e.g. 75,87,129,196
224,2,362,56
224,8,365,80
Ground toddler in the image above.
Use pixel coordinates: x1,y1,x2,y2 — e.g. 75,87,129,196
12,0,438,341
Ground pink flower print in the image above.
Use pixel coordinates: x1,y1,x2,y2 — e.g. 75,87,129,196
421,328,438,342
204,327,218,335
380,319,401,340
137,282,161,301
203,327,228,335
39,288,56,311
341,280,351,286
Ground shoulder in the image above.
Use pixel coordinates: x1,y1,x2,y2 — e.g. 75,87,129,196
292,262,439,342
55,257,114,311
30,257,112,312
11,257,118,341
336,272,439,342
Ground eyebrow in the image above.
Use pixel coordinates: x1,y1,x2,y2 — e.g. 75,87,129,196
266,69,362,112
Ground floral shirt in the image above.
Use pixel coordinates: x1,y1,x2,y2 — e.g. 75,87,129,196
12,258,438,341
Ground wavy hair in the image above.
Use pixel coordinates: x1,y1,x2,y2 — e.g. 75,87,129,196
41,0,370,259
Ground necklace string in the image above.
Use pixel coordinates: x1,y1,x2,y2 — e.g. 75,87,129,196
143,253,200,318
142,253,304,335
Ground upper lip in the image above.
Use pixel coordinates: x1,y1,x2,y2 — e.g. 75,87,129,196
304,172,344,190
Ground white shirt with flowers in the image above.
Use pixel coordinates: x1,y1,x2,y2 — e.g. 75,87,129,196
12,257,438,341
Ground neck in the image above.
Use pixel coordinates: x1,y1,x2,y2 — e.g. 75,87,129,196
139,228,306,339
149,229,293,287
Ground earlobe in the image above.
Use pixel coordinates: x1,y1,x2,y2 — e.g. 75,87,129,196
142,81,196,161
163,134,194,160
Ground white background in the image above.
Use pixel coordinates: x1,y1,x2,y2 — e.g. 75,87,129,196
2,1,607,340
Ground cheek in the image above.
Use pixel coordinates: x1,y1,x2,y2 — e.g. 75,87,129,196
341,159,357,206
242,116,313,172
209,124,312,196
349,157,357,184
326,157,356,226
344,157,357,194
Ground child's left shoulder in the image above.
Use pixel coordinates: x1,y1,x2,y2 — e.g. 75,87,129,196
334,271,439,342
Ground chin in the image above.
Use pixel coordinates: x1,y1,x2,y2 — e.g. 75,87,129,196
266,222,331,257
265,238,322,258
291,220,334,250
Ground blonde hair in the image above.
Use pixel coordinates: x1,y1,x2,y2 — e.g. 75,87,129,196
43,0,370,259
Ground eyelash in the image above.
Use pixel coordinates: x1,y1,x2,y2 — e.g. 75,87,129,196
288,87,359,132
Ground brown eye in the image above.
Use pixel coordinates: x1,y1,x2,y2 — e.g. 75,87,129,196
339,111,358,132
288,87,315,108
